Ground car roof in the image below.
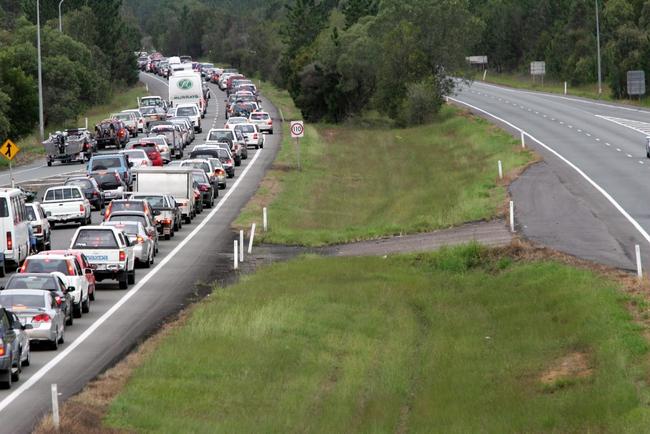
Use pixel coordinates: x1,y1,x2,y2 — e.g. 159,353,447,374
27,254,69,260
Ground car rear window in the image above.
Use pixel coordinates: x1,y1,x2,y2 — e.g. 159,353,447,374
66,179,92,189
123,150,147,159
111,202,144,213
6,275,57,291
0,293,46,309
91,173,121,190
73,229,119,249
44,188,82,201
23,258,70,274
103,222,139,236
236,125,255,133
250,113,268,120
208,131,233,141
177,107,197,116
108,215,146,226
91,157,122,170
25,206,37,221
132,196,165,208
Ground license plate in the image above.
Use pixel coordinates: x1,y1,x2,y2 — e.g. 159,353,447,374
87,255,109,261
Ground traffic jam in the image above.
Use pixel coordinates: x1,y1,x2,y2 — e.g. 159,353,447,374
0,52,271,389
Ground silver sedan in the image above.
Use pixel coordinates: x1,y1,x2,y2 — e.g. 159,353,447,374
0,289,66,350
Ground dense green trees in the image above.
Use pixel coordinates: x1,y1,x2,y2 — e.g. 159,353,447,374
0,0,140,141
125,0,650,123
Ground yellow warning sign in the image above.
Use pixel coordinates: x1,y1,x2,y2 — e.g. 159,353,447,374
0,140,19,161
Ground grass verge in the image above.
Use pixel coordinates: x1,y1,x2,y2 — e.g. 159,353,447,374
6,85,148,170
235,83,533,246
103,245,650,433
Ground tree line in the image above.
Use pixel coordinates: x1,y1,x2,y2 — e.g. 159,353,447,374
0,0,140,142
127,0,647,125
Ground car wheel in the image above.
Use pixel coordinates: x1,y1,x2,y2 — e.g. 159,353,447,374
184,216,191,224
73,302,82,318
165,233,171,240
11,360,20,383
50,222,55,229
119,271,128,289
269,129,273,135
50,335,59,351
89,285,95,301
0,262,5,278
128,269,135,284
149,252,155,266
47,161,52,167
255,145,259,150
66,311,73,326
143,253,151,268
82,296,90,313
58,328,65,344
21,350,30,367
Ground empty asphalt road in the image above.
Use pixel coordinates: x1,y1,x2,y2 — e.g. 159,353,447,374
453,82,650,270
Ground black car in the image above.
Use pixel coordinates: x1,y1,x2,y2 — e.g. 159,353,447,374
0,306,22,388
65,176,104,210
190,147,236,178
191,170,214,209
89,171,129,202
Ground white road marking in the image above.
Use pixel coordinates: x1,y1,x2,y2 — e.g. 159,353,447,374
448,96,650,248
640,161,645,165
568,125,573,128
595,115,650,136
577,129,582,132
617,148,622,152
0,133,266,414
595,138,600,141
559,121,564,124
535,111,539,114
627,154,633,158
605,142,611,146
585,133,591,137
551,118,556,121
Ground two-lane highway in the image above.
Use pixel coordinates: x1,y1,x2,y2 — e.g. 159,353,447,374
452,82,650,270
0,73,281,433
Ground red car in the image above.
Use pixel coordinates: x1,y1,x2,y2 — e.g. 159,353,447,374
37,250,97,301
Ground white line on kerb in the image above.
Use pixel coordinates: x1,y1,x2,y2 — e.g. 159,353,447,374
448,96,650,246
0,147,264,414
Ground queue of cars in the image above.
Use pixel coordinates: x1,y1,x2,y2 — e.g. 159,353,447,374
0,55,273,389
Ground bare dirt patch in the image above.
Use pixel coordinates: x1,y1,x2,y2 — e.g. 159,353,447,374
540,352,593,388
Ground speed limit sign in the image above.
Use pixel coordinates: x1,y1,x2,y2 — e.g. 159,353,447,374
290,121,304,138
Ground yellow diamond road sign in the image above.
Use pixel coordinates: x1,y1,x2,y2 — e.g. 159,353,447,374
0,139,19,161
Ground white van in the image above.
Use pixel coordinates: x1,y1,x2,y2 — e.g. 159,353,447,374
0,189,31,269
169,72,205,118
174,104,202,133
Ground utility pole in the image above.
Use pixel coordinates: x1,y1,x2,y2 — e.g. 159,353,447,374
37,0,45,142
595,0,603,97
58,0,65,33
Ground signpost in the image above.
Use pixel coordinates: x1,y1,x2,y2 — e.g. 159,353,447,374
290,121,304,171
530,61,546,86
627,70,646,100
1,139,20,187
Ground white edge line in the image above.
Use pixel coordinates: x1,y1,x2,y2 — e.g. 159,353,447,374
0,147,264,413
448,96,650,245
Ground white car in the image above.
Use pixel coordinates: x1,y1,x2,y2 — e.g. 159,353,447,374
20,254,90,317
111,112,138,137
224,116,247,129
69,226,136,289
121,109,146,133
120,149,151,168
249,111,273,134
41,186,92,227
173,104,202,133
234,123,264,149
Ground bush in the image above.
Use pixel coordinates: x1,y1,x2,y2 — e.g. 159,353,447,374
399,75,448,126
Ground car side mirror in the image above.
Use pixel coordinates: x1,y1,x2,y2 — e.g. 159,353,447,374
23,324,33,330
153,210,161,216
128,162,134,168
66,286,75,294
46,211,51,217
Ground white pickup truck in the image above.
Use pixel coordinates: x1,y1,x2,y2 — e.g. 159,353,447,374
69,226,135,289
42,186,92,227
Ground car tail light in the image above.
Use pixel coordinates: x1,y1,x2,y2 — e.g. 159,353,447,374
33,313,51,323
227,159,233,165
162,218,172,225
215,169,225,176
119,250,126,261
67,261,75,275
80,204,85,213
194,191,200,200
19,260,26,273
267,119,273,125
199,184,209,192
93,191,99,197
34,225,42,234
253,133,258,139
6,232,12,250
54,296,62,306
0,340,5,356
136,236,144,244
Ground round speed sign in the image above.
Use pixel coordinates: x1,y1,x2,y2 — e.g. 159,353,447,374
290,121,304,138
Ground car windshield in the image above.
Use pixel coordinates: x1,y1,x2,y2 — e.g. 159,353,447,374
25,206,37,221
91,157,122,170
177,107,197,117
23,258,70,274
72,229,119,249
132,196,165,208
208,131,233,141
65,179,92,189
6,275,57,291
0,293,46,309
108,215,146,226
